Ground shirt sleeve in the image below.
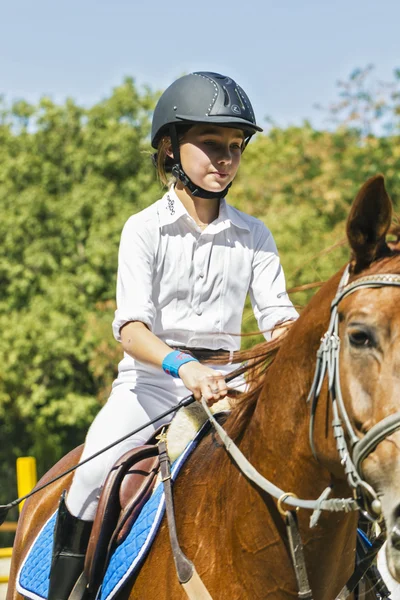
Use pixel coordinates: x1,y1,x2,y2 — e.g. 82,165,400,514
249,222,299,340
112,215,157,342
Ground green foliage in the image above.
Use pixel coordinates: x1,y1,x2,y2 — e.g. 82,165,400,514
315,64,400,136
0,78,161,500
1,66,400,502
232,66,400,346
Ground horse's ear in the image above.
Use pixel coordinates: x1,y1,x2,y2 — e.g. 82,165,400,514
346,174,392,273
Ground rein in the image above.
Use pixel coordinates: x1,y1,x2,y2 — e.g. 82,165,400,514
0,360,258,525
196,267,400,598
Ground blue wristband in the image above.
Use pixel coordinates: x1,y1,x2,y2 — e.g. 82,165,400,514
162,351,198,378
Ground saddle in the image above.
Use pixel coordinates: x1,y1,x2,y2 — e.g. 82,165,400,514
84,428,163,595
82,407,231,596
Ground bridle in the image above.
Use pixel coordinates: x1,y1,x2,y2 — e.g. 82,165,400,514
197,266,400,598
202,266,400,523
308,266,400,521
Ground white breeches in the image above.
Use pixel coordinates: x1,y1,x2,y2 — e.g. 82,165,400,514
66,363,243,520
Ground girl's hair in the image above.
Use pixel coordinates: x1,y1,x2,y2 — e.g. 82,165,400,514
154,125,191,186
156,137,175,186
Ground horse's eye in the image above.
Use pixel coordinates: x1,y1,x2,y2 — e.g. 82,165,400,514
348,330,372,347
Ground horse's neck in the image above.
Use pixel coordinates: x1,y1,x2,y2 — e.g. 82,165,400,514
244,271,345,475
219,351,356,598
174,299,357,597
243,339,323,498
232,280,358,596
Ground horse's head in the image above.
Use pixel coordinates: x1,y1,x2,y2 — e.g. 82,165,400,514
331,175,400,579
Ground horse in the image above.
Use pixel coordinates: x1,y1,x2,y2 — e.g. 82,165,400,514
7,173,400,599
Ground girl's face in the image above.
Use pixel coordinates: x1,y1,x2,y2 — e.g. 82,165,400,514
173,124,244,193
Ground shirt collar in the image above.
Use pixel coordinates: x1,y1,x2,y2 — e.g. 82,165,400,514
157,187,250,233
158,187,189,227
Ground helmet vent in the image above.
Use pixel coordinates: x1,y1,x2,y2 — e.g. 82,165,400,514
235,88,246,111
222,86,230,107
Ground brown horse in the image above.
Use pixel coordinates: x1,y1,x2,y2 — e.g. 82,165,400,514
7,174,400,599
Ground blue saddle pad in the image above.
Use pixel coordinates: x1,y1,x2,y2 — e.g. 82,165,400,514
17,419,212,600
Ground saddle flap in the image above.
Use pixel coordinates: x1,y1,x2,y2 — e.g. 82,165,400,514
116,454,160,544
84,444,159,592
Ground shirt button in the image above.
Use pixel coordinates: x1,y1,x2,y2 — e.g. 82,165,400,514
195,307,202,316
199,272,204,278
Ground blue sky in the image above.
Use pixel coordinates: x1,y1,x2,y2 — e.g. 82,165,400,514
1,0,399,130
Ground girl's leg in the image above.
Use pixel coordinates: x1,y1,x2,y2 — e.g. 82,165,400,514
66,380,181,520
48,379,182,600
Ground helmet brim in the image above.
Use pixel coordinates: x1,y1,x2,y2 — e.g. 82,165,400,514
175,114,263,134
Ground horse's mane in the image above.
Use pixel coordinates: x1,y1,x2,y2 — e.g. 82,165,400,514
206,335,285,442
229,339,283,441
214,220,400,442
386,222,400,254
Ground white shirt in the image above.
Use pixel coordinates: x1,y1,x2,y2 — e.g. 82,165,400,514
112,187,298,368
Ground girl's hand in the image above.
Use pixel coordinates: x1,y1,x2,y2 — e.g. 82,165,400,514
178,361,228,405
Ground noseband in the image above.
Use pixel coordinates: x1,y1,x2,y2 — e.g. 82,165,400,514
308,267,400,521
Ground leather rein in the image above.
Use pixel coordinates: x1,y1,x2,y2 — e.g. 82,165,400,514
194,267,400,598
202,268,400,522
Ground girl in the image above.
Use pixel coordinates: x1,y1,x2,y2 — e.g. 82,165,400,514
47,71,299,599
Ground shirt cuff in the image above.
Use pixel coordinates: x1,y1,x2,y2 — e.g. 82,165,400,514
112,308,155,342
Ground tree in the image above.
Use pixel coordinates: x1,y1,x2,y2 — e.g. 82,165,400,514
0,78,160,497
1,67,400,500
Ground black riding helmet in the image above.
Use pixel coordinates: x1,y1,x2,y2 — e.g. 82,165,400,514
151,72,263,199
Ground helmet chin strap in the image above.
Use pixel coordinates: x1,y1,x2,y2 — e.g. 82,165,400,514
169,125,231,200
171,164,231,200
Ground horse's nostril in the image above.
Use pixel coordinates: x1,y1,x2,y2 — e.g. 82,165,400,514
391,523,400,550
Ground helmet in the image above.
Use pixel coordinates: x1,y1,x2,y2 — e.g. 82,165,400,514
151,71,262,149
151,71,262,199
